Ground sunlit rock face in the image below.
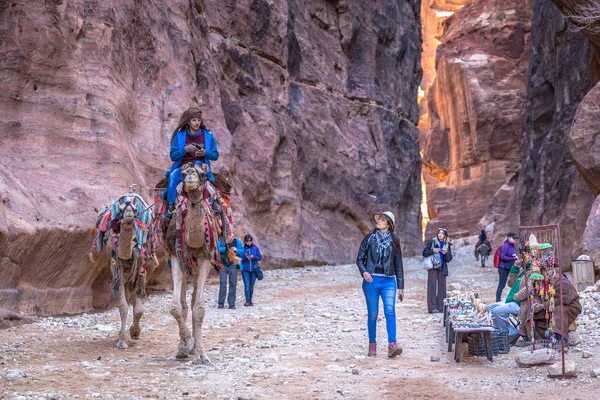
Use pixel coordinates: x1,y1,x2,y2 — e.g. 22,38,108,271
419,0,468,95
0,0,422,314
419,0,467,142
421,0,532,241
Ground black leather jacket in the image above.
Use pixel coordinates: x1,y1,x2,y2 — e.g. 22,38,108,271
356,232,404,289
422,238,453,276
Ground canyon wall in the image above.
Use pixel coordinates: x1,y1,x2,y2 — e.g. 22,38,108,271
510,0,594,268
0,0,423,314
424,0,598,271
421,0,531,241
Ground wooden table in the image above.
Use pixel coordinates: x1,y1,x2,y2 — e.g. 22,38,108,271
449,326,494,363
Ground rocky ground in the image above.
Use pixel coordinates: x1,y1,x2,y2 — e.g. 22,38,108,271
1,247,599,399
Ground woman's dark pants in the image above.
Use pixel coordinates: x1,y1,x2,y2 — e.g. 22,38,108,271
427,269,446,313
496,266,511,302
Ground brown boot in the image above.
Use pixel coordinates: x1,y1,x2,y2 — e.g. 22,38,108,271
368,342,377,357
388,342,403,358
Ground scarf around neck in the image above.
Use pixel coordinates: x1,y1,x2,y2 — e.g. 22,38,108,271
372,230,392,265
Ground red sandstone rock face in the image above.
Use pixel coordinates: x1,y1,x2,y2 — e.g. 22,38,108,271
471,1,600,270
579,195,600,273
508,0,595,268
0,1,422,314
551,0,600,84
553,0,600,270
570,77,600,197
421,0,531,241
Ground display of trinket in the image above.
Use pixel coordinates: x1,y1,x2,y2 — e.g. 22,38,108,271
445,291,494,329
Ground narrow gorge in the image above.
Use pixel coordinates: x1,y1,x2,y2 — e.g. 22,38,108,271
1,0,599,315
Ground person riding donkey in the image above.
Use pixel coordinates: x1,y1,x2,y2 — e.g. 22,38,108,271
163,107,219,218
474,229,491,260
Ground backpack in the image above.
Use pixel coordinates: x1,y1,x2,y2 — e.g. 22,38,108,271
493,247,502,268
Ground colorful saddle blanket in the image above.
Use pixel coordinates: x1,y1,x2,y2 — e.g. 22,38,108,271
154,180,235,271
92,193,155,256
91,192,156,297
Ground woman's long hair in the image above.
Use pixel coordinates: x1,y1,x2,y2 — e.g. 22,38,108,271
170,107,206,143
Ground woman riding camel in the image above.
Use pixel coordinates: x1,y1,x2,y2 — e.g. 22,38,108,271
164,107,219,217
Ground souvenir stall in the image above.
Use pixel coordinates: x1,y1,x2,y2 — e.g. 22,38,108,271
444,292,504,362
444,292,490,329
519,224,570,378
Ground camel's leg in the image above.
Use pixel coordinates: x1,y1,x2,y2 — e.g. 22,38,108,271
192,260,212,365
129,293,143,340
170,257,194,358
115,280,129,349
181,270,188,322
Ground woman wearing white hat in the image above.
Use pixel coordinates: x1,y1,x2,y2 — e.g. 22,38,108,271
356,211,404,358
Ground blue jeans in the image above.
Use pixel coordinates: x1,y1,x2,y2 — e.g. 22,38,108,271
362,275,397,344
487,301,519,335
166,162,213,203
242,270,257,303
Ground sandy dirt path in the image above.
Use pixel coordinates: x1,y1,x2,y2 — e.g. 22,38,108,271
1,248,599,399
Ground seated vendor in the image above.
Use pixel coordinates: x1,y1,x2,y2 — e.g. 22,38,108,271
513,266,581,343
487,263,525,343
530,270,582,342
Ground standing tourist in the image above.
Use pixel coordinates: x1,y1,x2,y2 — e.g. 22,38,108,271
496,232,520,302
356,212,404,358
217,237,244,309
241,234,262,306
423,228,453,314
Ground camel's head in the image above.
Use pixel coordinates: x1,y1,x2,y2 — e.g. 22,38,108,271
118,201,137,223
181,163,208,193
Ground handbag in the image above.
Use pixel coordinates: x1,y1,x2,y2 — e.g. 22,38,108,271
422,254,442,270
432,254,442,270
255,265,264,281
422,255,434,270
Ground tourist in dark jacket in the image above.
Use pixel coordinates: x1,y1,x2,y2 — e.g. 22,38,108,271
423,228,453,313
356,211,404,358
241,234,262,306
217,237,244,309
496,232,520,302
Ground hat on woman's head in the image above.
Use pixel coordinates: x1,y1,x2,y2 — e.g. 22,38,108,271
373,211,395,229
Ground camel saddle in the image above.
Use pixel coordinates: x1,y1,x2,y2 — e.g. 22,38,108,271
154,172,231,194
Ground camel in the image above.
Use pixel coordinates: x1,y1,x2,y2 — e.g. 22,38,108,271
163,163,221,365
90,188,157,349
